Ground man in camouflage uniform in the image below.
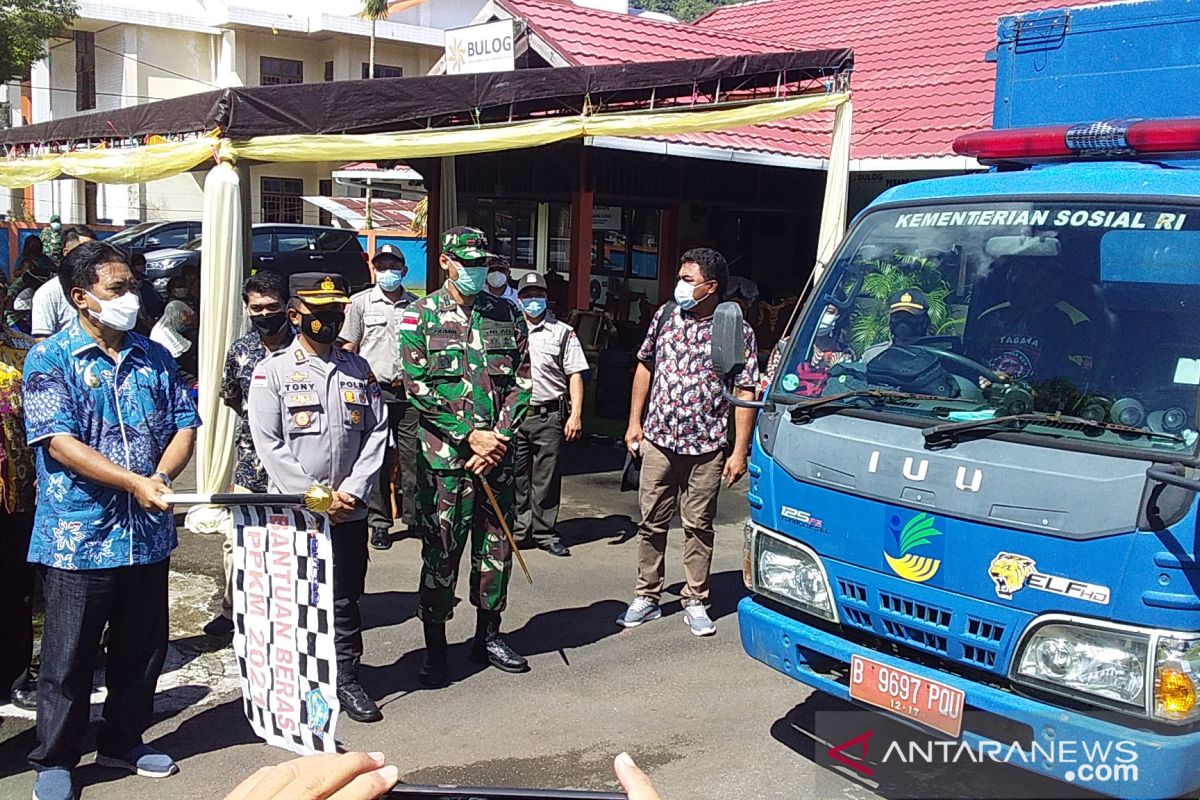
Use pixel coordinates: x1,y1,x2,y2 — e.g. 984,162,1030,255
398,226,532,685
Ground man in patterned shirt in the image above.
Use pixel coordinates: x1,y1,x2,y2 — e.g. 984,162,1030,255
22,241,200,800
203,271,292,638
619,248,758,637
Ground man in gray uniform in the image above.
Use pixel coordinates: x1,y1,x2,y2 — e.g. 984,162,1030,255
247,272,388,723
513,273,588,557
338,245,421,550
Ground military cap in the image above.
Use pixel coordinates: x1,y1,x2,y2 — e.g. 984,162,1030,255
887,288,929,315
441,226,495,262
290,272,351,306
517,272,548,295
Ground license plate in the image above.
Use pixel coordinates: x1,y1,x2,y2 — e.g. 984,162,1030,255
848,654,965,737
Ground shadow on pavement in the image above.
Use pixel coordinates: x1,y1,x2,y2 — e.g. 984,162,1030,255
769,694,1099,800
558,514,637,547
561,439,626,477
663,570,745,622
359,589,420,633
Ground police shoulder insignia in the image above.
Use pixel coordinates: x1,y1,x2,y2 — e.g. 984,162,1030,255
293,349,307,363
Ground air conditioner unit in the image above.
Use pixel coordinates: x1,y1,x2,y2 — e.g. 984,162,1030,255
589,275,610,309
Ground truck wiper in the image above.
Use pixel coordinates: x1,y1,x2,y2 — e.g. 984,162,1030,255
789,389,922,423
922,412,1185,450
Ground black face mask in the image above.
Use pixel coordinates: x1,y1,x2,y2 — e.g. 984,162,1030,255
300,310,344,344
890,313,929,345
250,310,289,337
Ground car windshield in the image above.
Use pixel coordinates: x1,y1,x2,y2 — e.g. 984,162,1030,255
772,199,1200,457
181,237,202,251
106,221,160,246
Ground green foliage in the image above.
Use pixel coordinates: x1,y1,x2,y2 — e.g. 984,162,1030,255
0,0,77,83
629,0,740,22
847,250,964,356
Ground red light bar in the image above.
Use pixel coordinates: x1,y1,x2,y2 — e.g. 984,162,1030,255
953,117,1200,162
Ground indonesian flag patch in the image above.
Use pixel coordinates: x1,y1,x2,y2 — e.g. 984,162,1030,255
398,310,420,332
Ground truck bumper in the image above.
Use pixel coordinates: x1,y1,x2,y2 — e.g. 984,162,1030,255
739,596,1200,800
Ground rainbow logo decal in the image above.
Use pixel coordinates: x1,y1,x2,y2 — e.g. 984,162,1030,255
883,512,944,583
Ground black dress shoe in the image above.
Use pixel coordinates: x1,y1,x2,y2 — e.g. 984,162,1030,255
370,527,392,550
468,611,529,673
337,682,383,723
540,542,571,557
203,614,235,637
9,685,36,711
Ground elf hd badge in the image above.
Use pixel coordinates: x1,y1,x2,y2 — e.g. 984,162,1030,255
988,552,1110,605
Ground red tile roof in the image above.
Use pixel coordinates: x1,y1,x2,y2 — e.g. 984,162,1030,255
496,0,1090,163
696,0,1095,160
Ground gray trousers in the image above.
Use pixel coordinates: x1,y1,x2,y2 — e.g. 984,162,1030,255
514,407,565,547
367,398,420,531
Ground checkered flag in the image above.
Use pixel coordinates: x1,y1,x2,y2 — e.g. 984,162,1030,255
232,505,339,755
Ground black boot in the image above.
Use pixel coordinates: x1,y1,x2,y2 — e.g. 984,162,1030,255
468,611,529,673
336,661,382,723
418,620,448,687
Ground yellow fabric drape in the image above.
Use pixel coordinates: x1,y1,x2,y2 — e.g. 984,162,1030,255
0,93,848,188
813,98,853,281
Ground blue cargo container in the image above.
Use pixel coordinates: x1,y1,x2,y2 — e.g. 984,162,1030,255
732,1,1200,796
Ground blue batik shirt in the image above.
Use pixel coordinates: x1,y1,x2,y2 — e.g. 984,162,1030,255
22,321,202,570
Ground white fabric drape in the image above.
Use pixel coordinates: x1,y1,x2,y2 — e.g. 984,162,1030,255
439,155,458,231
813,98,853,281
196,161,243,494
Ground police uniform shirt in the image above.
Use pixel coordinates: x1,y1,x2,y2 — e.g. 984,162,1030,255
340,285,417,386
247,344,388,518
526,314,588,406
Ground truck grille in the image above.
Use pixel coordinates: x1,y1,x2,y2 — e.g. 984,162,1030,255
834,575,1011,674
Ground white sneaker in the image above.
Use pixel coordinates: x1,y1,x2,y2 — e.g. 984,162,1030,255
616,597,662,628
682,601,716,636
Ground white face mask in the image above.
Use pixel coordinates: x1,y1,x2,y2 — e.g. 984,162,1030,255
673,279,710,311
486,271,509,289
86,291,140,332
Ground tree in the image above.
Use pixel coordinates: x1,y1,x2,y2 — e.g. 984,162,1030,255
629,0,740,23
360,0,390,81
847,251,963,357
0,0,78,83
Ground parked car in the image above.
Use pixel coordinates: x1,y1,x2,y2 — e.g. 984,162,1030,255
144,224,371,294
106,220,202,257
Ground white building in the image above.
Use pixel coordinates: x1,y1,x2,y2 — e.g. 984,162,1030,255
3,0,489,226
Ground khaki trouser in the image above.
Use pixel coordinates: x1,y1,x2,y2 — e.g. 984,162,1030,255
635,439,726,604
220,485,255,618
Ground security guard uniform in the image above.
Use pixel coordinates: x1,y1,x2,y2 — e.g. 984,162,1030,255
398,227,532,682
247,273,388,722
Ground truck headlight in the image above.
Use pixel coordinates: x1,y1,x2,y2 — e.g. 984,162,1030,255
753,529,837,622
1013,622,1148,709
1155,635,1200,722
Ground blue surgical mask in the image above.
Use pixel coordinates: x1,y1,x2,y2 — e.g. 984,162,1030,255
520,297,547,318
376,270,405,292
674,279,704,311
453,266,489,296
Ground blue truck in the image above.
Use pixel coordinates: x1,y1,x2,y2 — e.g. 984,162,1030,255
722,1,1200,797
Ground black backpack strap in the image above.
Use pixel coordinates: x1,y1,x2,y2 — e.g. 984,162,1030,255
649,301,678,371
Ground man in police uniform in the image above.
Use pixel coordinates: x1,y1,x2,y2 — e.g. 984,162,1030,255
338,245,421,550
247,273,388,723
513,273,587,557
398,226,532,685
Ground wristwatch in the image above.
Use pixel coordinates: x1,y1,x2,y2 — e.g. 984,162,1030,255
154,471,173,488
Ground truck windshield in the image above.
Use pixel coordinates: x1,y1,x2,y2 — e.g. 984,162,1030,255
772,200,1200,457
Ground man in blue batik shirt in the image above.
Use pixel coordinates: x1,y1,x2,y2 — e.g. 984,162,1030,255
21,241,200,800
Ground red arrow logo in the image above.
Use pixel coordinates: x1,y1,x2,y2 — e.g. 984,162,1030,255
827,730,875,777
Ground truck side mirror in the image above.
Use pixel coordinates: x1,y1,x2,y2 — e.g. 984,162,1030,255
712,301,747,382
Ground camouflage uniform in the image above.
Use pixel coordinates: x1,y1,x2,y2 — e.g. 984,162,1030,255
398,233,532,625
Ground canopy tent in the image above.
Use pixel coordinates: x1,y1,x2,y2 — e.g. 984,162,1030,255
0,50,853,495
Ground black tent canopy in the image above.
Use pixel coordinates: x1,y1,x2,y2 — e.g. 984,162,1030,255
0,49,852,148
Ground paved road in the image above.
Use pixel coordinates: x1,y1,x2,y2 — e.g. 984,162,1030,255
0,441,1089,800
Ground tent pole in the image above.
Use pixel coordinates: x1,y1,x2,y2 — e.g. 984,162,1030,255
425,158,442,295
238,162,252,280
568,143,592,312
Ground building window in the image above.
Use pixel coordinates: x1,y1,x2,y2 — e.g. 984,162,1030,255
548,203,571,273
462,201,536,269
75,32,95,112
592,205,660,281
261,177,304,224
260,57,303,86
318,179,332,226
324,61,334,82
361,62,403,79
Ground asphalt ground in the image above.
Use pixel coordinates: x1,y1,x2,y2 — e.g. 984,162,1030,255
0,439,1095,800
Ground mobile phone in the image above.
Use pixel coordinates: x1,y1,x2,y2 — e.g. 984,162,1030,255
387,784,626,799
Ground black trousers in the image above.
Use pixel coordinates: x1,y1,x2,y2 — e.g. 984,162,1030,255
513,407,565,547
367,397,420,531
30,558,169,772
331,520,368,685
0,510,35,696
